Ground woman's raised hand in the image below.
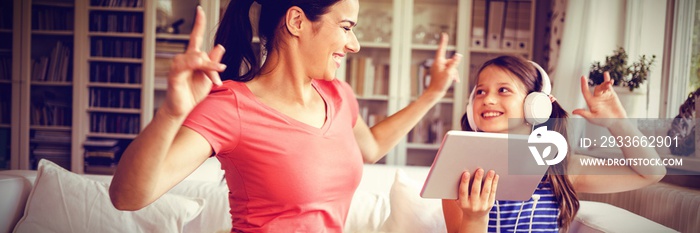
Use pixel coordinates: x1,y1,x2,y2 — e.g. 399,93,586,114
162,6,226,119
426,33,462,95
455,168,499,221
573,72,628,128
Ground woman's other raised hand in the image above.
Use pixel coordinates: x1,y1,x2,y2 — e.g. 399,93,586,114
163,6,227,119
426,33,462,96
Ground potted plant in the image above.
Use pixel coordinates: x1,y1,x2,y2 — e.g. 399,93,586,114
588,47,656,92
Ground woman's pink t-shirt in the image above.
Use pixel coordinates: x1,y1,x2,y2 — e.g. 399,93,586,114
183,79,363,232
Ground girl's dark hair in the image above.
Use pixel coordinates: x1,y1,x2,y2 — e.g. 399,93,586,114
215,0,342,82
460,55,579,231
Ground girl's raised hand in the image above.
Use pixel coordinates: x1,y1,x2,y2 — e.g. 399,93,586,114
572,72,628,128
455,168,499,220
426,33,462,95
162,6,226,119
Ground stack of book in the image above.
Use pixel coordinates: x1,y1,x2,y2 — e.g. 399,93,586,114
155,40,187,78
84,139,122,174
31,130,71,170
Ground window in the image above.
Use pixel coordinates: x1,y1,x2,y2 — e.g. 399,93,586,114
689,2,700,91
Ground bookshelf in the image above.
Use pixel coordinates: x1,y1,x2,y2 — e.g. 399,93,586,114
75,0,154,174
15,0,78,171
338,0,536,166
0,0,19,170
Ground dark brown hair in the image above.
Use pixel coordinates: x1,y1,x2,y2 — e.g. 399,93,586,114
215,0,342,82
461,55,579,230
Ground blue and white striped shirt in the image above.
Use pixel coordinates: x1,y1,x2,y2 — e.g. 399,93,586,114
487,177,560,233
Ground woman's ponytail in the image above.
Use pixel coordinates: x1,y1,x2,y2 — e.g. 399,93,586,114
215,0,259,82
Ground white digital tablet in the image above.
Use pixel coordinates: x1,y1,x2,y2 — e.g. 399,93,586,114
420,130,550,201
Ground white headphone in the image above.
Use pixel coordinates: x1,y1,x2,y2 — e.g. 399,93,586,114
466,61,552,131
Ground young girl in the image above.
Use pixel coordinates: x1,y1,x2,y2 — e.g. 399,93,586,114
109,0,461,232
442,55,666,233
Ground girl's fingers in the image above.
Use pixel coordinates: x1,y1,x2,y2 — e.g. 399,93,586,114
458,171,470,201
470,168,484,198
488,174,499,205
480,170,494,199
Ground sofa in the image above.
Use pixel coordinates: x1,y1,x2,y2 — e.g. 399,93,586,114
0,158,679,233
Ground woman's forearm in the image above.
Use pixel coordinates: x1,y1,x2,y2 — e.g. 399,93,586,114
108,109,186,210
367,90,444,159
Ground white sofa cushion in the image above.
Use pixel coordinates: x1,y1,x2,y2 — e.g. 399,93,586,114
380,169,446,233
571,201,678,233
13,159,205,233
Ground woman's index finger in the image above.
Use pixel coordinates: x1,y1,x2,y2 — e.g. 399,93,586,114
188,5,207,51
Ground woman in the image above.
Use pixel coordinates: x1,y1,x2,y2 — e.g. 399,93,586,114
443,55,666,233
109,0,462,232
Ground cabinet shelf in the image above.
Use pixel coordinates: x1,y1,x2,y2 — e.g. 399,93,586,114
89,32,143,38
87,107,141,114
407,143,441,150
29,125,72,131
156,33,189,41
30,81,72,86
0,124,11,128
88,83,142,89
411,44,457,51
88,6,144,12
34,2,74,8
86,132,137,139
31,30,74,36
358,41,391,49
88,57,143,63
357,95,390,101
0,29,12,33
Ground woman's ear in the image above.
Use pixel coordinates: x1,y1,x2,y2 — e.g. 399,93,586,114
285,6,305,37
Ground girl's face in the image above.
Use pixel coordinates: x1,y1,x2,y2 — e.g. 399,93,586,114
473,65,531,134
300,0,361,80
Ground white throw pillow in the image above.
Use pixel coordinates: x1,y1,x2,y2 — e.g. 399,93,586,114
344,190,390,233
13,159,205,233
380,169,446,233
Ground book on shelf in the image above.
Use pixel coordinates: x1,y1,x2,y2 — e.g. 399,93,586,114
413,58,453,98
89,88,141,109
91,0,144,8
0,97,8,124
0,57,11,81
32,5,74,31
31,41,72,82
89,11,143,33
346,56,389,97
91,37,142,58
31,130,72,144
84,164,117,175
501,1,519,49
486,0,505,49
90,63,142,84
471,0,487,48
89,113,140,134
515,1,532,51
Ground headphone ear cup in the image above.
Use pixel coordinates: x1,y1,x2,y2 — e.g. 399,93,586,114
466,102,477,131
523,92,552,125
